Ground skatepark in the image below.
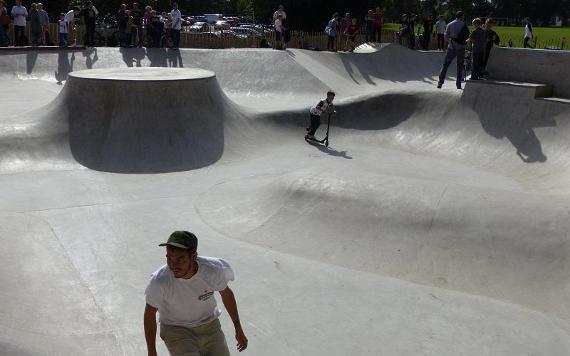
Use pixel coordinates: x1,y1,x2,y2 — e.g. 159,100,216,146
1,44,570,355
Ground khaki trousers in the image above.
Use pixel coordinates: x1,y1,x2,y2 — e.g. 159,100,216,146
160,319,231,356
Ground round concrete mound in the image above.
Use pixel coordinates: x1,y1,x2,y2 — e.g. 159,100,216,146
65,67,227,173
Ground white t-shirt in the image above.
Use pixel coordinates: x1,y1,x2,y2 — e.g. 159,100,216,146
145,256,235,328
310,99,333,116
59,20,68,34
273,10,286,20
524,23,533,39
170,9,182,30
275,18,283,32
64,9,75,24
11,5,28,27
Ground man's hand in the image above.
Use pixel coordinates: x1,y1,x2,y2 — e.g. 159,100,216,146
235,326,248,352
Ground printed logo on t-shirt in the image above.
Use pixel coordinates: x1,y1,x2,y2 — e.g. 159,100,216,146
198,290,214,301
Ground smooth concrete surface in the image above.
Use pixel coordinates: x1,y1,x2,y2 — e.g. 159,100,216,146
486,47,570,98
1,45,570,356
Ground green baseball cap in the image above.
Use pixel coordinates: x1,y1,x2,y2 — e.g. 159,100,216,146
159,231,198,250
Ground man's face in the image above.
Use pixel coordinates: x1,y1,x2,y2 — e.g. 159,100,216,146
327,95,335,103
166,247,195,278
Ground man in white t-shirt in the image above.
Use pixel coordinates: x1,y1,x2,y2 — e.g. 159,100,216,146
169,2,182,49
11,0,27,46
144,231,248,356
273,4,286,21
64,6,79,45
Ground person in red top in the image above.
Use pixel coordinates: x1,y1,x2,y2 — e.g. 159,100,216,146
373,7,384,42
345,18,358,52
339,12,351,51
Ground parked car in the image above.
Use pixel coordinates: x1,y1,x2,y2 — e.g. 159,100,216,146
230,27,261,38
214,20,230,30
189,22,209,32
218,30,247,39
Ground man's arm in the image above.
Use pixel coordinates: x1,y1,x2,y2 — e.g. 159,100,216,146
144,303,159,356
219,286,248,352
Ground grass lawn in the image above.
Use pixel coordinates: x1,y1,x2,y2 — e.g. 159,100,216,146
384,23,570,49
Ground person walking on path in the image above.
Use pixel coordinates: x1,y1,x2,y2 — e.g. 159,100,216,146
170,2,181,49
373,7,384,42
325,13,339,52
523,17,533,48
437,11,470,89
30,3,42,46
38,3,50,45
144,231,248,356
468,18,486,80
11,0,28,46
435,15,446,50
80,1,98,47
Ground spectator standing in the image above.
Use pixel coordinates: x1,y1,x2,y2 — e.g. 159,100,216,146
273,4,286,21
144,231,248,356
437,11,470,89
80,1,98,47
64,6,79,46
170,2,181,49
523,17,533,48
143,6,153,45
364,9,374,42
274,13,285,50
398,14,410,48
325,13,339,52
0,0,8,46
38,3,50,45
373,7,384,42
149,10,163,48
422,15,434,50
58,12,68,46
131,3,143,47
435,15,446,50
124,13,136,47
345,18,358,52
339,12,351,51
117,4,128,47
30,3,42,46
282,17,291,49
11,0,28,46
469,18,486,80
483,18,500,70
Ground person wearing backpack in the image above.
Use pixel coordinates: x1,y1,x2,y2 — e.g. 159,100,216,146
437,11,470,90
325,13,339,52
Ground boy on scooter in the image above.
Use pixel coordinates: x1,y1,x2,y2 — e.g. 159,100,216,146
306,91,335,141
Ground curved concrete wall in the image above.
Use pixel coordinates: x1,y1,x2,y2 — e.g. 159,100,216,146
487,47,570,98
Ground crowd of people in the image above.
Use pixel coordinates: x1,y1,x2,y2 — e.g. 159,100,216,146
437,11,502,90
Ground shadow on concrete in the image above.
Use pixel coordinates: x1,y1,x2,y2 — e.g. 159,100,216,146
306,140,352,159
120,46,145,67
83,47,99,69
26,51,38,74
55,52,75,84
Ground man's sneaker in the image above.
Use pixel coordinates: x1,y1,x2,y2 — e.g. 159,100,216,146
437,83,443,89
456,84,462,89
305,134,315,140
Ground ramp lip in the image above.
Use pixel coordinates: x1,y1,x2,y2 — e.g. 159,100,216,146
68,67,216,81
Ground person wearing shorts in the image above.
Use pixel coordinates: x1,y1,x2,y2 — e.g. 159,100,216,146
144,231,248,356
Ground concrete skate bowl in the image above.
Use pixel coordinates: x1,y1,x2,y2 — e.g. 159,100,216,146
3,46,570,355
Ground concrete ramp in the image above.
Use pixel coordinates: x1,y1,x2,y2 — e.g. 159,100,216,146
1,46,570,356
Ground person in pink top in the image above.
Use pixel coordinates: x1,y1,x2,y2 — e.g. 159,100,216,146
373,7,384,42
